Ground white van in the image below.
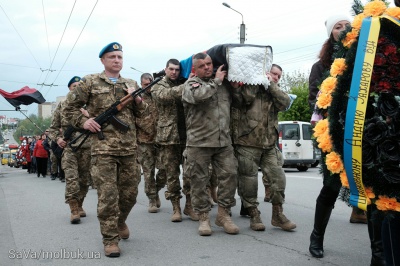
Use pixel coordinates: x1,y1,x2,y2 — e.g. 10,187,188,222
278,121,316,171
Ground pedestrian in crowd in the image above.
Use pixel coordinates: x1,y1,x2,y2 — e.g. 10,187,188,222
151,59,198,222
33,133,49,178
233,63,296,232
182,53,241,236
63,42,147,257
25,137,33,173
30,135,38,174
43,129,53,176
307,15,383,265
49,75,91,225
136,73,167,213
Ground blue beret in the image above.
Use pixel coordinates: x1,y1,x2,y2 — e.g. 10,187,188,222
99,42,123,58
68,76,81,88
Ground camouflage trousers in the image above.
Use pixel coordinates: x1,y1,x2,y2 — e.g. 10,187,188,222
158,144,190,201
137,143,167,199
207,164,218,188
235,145,286,207
184,146,238,213
91,154,141,245
262,145,283,187
62,146,90,203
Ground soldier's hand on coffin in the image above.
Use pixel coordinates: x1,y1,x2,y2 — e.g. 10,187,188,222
215,65,227,81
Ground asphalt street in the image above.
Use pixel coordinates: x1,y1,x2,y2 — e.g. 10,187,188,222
0,164,371,266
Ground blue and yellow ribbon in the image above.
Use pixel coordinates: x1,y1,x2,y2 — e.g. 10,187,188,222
343,16,381,211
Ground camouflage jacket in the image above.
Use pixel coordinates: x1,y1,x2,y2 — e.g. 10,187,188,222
62,71,147,156
150,76,186,145
49,100,91,149
135,92,158,144
182,76,240,147
234,82,290,149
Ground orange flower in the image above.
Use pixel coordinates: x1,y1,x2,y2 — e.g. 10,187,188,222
365,187,375,205
316,92,332,109
317,131,332,153
375,195,400,212
325,151,344,174
352,13,367,30
330,59,347,77
320,77,337,94
384,7,400,19
343,29,359,48
313,119,329,138
340,171,349,188
363,0,387,17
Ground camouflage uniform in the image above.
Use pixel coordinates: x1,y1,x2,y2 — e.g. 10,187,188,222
63,71,146,245
48,103,64,180
234,83,290,208
182,77,240,213
136,92,166,200
151,77,188,201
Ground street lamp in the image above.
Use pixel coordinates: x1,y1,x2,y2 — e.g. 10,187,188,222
222,2,246,44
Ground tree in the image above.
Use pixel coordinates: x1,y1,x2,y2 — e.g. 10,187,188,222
13,114,51,143
279,71,312,122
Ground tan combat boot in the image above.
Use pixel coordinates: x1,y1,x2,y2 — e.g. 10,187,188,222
248,207,266,231
271,204,296,231
183,195,199,221
264,185,271,202
118,222,130,239
78,198,86,217
69,199,80,224
104,242,120,257
198,212,212,236
171,198,182,222
148,198,158,213
215,206,239,234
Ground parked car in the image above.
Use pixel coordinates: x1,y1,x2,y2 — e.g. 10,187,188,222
278,121,316,172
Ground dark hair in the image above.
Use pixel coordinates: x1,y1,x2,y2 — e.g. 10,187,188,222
140,73,153,83
193,53,208,60
271,64,282,72
319,35,336,68
166,59,180,67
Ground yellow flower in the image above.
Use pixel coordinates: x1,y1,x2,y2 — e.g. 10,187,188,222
316,92,332,109
313,119,329,138
363,0,387,17
342,29,359,48
384,7,400,20
317,131,332,153
325,151,344,174
340,171,349,188
375,195,400,212
330,59,347,77
352,13,367,30
320,77,337,94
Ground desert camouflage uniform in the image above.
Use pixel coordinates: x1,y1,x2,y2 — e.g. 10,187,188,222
63,72,147,245
136,92,166,200
234,82,290,208
182,77,240,213
151,76,188,201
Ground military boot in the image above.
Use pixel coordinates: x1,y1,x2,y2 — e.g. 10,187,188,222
215,206,239,234
78,198,86,217
350,206,367,224
118,222,130,239
248,207,266,231
198,212,212,236
264,185,271,202
171,198,182,222
183,195,199,221
271,204,296,231
104,242,120,257
148,198,158,213
68,199,80,224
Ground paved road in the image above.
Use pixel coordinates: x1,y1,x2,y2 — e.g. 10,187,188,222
0,165,371,266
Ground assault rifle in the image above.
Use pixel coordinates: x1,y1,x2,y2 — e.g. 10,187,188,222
68,76,163,151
